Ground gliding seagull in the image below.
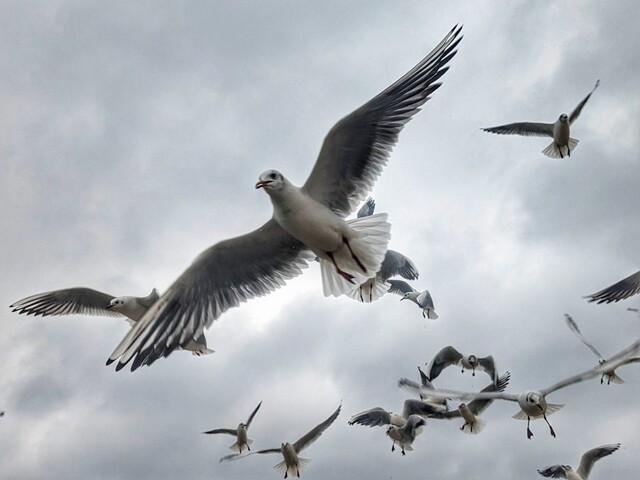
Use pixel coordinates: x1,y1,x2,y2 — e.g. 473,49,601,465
538,443,620,479
424,345,498,384
388,280,438,319
203,401,263,453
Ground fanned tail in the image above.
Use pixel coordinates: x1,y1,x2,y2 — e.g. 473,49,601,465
461,418,486,434
274,458,310,477
229,439,253,453
346,278,390,303
542,138,578,158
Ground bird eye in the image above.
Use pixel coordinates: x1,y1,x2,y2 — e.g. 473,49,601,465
269,172,277,180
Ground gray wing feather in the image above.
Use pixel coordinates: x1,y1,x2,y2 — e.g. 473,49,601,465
433,372,511,418
563,314,604,360
293,404,341,453
585,270,640,304
10,287,121,318
402,399,446,418
388,279,415,296
356,197,376,218
537,465,567,478
378,250,419,282
107,219,311,371
425,345,463,381
569,80,599,125
203,428,237,436
576,443,620,479
245,401,263,428
477,356,498,385
302,26,462,216
398,378,520,402
219,448,280,463
482,122,554,137
348,408,392,427
416,289,436,309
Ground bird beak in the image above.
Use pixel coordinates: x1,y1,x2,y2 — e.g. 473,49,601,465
255,180,269,189
105,304,113,309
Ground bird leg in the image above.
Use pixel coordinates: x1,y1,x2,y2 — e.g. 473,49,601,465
327,252,355,283
600,373,604,385
401,446,406,456
472,366,476,376
343,236,367,273
296,467,300,478
422,310,427,318
526,417,534,439
359,287,364,302
543,414,556,438
391,441,396,452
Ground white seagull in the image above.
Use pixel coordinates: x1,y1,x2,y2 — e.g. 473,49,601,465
384,414,427,455
10,287,212,357
220,403,341,478
388,280,438,319
106,26,462,371
347,198,419,303
482,80,599,158
563,314,640,385
203,401,263,453
399,338,640,439
584,270,640,304
424,345,498,384
538,443,621,479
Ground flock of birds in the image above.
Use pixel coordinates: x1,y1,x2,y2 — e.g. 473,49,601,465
8,24,640,478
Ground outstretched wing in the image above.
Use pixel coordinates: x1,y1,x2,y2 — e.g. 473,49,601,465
563,314,604,360
388,279,416,296
10,287,121,318
202,428,237,436
302,26,462,216
356,197,376,218
433,372,511,418
293,404,341,453
219,448,280,463
107,219,312,371
245,401,263,428
482,122,554,138
585,270,640,304
569,79,600,125
425,345,463,381
378,250,419,282
398,378,519,403
576,443,620,479
348,408,393,427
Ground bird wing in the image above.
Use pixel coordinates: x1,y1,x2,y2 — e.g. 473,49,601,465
107,219,312,371
584,270,640,304
425,345,463,381
541,337,640,396
402,399,447,418
219,448,280,463
348,408,392,427
202,428,237,436
563,314,605,360
356,197,376,218
398,378,519,402
482,122,554,138
301,26,462,217
245,401,263,428
10,287,121,318
378,250,419,282
537,465,567,478
417,366,431,388
293,404,341,453
569,79,600,125
416,289,436,309
576,443,620,479
387,279,415,296
477,355,498,384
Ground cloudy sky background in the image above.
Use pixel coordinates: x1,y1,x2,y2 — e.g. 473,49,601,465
1,1,639,478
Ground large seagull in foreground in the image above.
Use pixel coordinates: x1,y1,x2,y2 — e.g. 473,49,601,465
482,80,599,158
107,26,463,371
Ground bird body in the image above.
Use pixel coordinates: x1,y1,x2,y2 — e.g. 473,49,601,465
385,414,426,455
458,402,486,434
203,401,262,453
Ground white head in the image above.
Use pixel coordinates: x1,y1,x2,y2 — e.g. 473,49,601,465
559,113,568,123
106,296,129,313
255,170,286,192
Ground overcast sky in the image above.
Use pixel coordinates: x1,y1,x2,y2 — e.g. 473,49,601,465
1,1,639,479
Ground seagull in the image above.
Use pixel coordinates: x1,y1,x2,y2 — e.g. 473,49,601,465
347,198,419,303
538,443,621,479
584,270,640,304
417,366,451,409
563,314,640,385
220,403,341,478
106,25,462,371
399,337,640,439
429,372,511,434
385,414,427,455
482,80,599,158
388,280,438,319
348,398,446,429
203,401,263,453
10,287,213,356
424,345,498,384
628,307,640,318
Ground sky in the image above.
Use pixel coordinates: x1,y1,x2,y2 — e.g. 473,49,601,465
1,1,639,479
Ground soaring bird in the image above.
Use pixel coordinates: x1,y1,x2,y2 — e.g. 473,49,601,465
107,25,462,371
538,443,620,479
399,338,640,439
424,345,498,384
388,280,438,319
203,401,263,453
584,270,640,304
220,404,341,478
10,287,212,356
482,80,599,158
563,314,640,384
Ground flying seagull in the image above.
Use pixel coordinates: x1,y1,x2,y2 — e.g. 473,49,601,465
347,198,419,303
107,25,462,371
482,80,599,158
584,270,640,304
10,287,212,357
385,414,427,455
563,314,640,384
203,401,263,453
538,443,620,479
348,399,445,429
388,280,438,319
424,345,498,384
220,403,341,478
399,338,640,439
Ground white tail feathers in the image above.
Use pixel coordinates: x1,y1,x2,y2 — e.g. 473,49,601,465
321,213,391,297
424,308,439,320
542,138,579,158
461,418,486,434
347,278,390,303
607,372,625,384
190,347,215,356
229,439,253,453
274,457,310,477
513,403,564,420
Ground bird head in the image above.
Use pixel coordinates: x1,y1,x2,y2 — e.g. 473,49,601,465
559,113,568,123
467,354,477,366
256,170,285,191
401,293,410,301
106,297,126,312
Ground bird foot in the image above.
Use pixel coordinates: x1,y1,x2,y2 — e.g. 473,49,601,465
549,426,556,438
527,428,533,439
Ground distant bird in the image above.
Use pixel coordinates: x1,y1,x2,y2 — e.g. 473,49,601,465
563,314,640,384
538,443,620,479
0,410,4,417
385,414,427,455
347,198,419,303
203,401,263,453
106,25,462,371
220,403,341,478
429,372,511,434
399,338,640,439
348,399,445,429
584,270,640,304
388,280,438,319
424,345,497,384
10,287,213,357
482,80,599,158
628,307,640,318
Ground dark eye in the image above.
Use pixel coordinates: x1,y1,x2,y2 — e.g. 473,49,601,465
270,173,277,180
